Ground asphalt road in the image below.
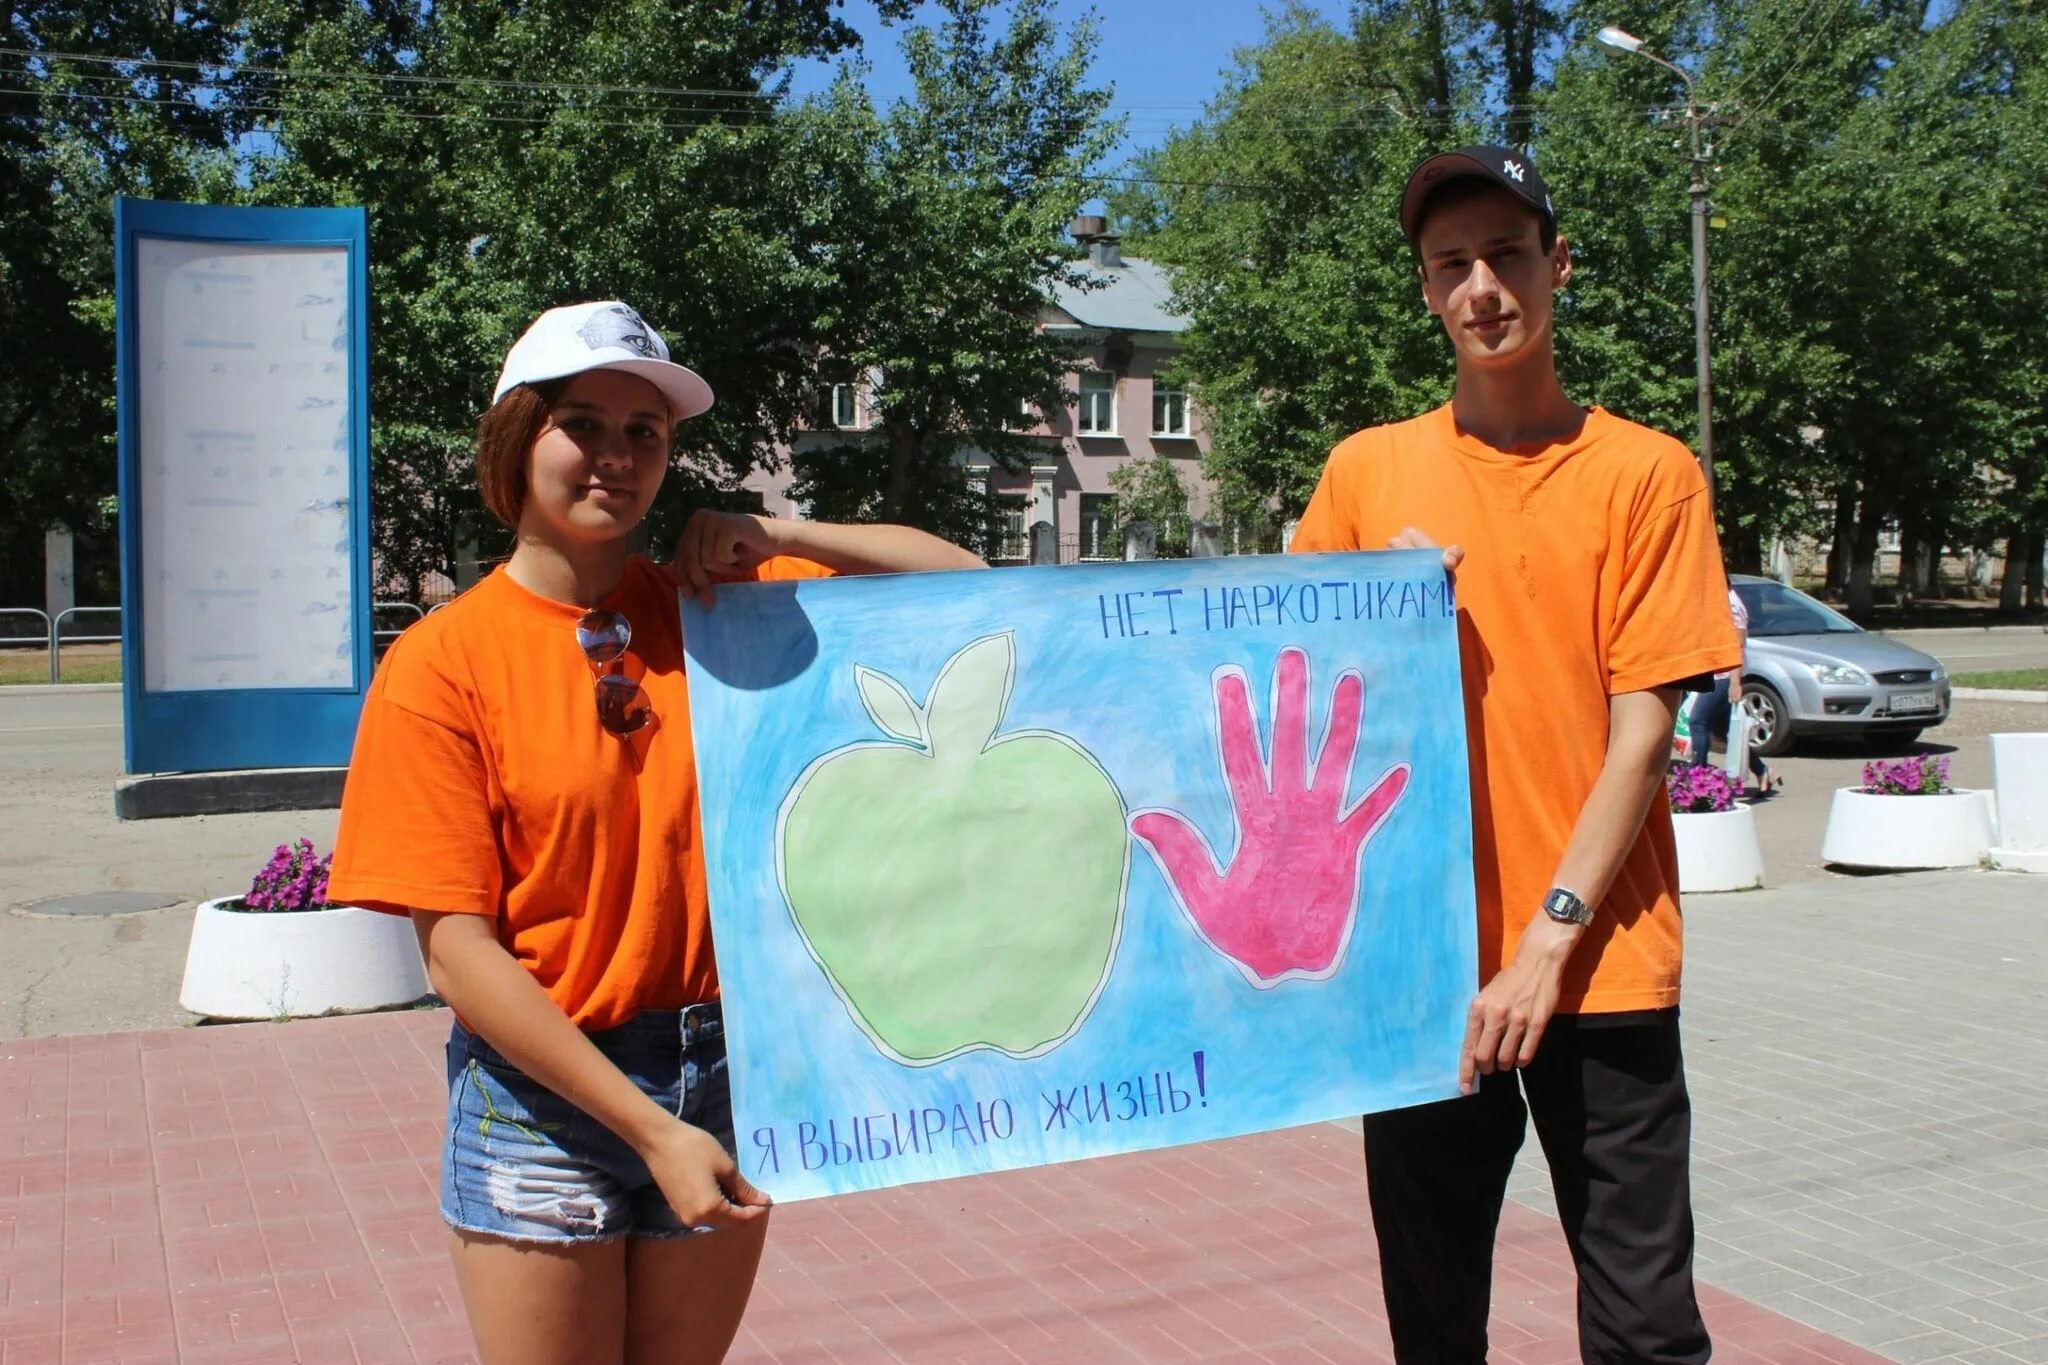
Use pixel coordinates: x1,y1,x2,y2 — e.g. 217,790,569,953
0,684,125,779
1879,624,2048,675
0,684,340,1037
1,646,2043,1040
3,621,2041,764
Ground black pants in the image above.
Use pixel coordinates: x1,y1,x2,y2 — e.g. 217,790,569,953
1361,1009,1710,1364
1689,677,1767,780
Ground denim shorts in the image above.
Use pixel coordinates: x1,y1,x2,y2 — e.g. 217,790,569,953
441,1003,733,1243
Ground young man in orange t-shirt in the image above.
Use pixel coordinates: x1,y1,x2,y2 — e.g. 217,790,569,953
1289,147,1738,1361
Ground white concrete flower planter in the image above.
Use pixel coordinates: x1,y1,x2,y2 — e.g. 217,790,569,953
1673,806,1765,893
1820,789,1995,872
1988,733,2048,874
179,899,431,1021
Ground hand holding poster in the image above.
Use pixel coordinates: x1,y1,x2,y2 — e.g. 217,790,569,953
683,550,1477,1201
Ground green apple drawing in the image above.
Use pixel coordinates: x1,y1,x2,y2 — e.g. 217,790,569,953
776,632,1128,1066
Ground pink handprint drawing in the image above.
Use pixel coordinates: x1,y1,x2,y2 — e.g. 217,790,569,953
1131,648,1410,987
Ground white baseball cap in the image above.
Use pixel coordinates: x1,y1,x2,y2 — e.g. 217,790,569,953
491,300,714,420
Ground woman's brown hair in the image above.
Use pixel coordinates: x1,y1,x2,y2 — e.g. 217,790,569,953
475,378,565,528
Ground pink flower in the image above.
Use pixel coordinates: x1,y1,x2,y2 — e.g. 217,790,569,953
243,838,336,912
1667,762,1737,814
1861,754,1951,796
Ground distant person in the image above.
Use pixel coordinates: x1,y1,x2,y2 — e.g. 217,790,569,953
1687,583,1776,793
1287,148,1738,1362
327,301,983,1365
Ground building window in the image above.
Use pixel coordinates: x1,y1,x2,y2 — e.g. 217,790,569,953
994,495,1028,562
1152,389,1189,437
1077,372,1116,435
830,383,860,429
1079,494,1116,560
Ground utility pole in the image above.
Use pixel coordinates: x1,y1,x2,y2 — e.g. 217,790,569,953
1684,90,1714,515
1597,26,1715,514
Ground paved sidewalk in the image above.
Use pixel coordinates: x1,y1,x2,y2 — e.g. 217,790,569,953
9,867,2048,1363
1,1012,1885,1365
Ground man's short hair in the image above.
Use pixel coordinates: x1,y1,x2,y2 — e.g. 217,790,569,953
1409,177,1559,262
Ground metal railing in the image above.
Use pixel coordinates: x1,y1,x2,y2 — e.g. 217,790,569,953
0,608,51,649
2,600,435,683
373,600,425,651
49,606,122,683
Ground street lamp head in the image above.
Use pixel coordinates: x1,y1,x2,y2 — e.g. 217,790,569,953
1595,24,1645,53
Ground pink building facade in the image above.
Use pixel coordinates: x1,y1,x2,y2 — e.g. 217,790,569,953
746,231,1214,564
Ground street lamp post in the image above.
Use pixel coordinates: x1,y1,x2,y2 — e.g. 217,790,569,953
1596,25,1715,509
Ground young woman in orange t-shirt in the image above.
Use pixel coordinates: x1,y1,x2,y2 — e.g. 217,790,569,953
328,301,983,1365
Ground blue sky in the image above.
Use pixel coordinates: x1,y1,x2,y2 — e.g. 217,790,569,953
783,1,1354,163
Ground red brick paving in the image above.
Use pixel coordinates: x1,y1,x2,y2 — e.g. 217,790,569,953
0,1014,1891,1364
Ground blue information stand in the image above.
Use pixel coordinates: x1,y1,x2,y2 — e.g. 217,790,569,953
114,199,373,774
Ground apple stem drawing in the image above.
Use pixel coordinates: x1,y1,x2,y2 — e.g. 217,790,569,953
778,633,1129,1066
1131,647,1410,987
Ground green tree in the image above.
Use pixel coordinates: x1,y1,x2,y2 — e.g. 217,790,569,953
782,0,1120,551
1124,0,2043,621
1119,2,1573,533
1536,8,1718,515
1,1,240,606
1107,454,1192,557
1707,0,2012,612
1934,0,2048,609
242,0,904,592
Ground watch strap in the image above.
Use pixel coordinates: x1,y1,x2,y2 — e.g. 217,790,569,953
1541,886,1594,927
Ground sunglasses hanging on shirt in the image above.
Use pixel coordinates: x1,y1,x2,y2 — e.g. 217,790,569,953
575,609,651,736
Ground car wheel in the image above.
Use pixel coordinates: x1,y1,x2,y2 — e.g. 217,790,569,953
1741,682,1794,757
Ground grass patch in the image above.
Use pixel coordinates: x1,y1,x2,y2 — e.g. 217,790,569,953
1954,668,2048,691
0,653,121,685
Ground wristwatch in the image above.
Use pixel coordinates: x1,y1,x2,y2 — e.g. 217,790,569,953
1540,886,1594,927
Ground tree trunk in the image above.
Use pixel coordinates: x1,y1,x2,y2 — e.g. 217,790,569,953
882,424,918,523
1916,517,1945,599
1512,0,1541,128
1417,0,1453,115
1896,508,1922,605
1721,523,1762,576
2000,530,2029,612
2028,528,2046,610
1826,492,1855,596
1847,495,1881,620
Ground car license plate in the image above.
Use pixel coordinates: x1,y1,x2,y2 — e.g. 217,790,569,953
1893,691,1936,713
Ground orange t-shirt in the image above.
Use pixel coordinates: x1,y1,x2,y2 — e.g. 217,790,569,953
327,553,831,1030
1291,404,1738,1013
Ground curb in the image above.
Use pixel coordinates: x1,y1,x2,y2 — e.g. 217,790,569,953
1875,627,2048,636
1953,687,2048,703
115,767,345,820
1,683,121,696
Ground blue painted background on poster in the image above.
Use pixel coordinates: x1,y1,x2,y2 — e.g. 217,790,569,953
683,550,1476,1201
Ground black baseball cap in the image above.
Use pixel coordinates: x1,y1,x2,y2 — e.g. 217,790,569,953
1399,145,1557,245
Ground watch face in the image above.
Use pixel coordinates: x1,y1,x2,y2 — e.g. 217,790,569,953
1545,890,1589,924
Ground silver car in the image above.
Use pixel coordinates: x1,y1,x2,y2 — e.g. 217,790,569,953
1730,575,1950,756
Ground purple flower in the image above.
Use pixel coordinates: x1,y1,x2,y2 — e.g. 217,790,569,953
1667,762,1738,814
1861,753,1952,796
243,837,336,911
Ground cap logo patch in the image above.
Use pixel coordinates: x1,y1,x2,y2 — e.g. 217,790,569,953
578,304,661,359
1502,157,1526,183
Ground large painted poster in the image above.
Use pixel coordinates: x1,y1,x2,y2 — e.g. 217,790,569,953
683,550,1476,1201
